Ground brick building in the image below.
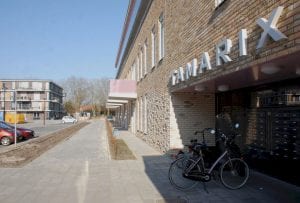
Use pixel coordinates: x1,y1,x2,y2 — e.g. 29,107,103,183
108,0,300,184
0,80,64,121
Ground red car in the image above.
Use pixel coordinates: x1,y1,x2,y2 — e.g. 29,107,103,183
0,121,35,141
0,126,22,146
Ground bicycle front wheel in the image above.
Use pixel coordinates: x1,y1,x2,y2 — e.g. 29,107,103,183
220,158,249,189
168,157,200,190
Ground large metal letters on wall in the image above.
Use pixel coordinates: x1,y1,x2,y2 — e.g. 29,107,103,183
171,6,288,86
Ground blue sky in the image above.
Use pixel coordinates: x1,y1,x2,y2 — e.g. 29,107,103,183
0,0,128,81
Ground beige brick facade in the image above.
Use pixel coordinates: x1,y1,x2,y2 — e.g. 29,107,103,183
115,0,300,152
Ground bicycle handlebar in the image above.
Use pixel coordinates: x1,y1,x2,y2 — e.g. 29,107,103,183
194,128,215,135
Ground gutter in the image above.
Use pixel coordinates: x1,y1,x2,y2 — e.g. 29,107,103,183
115,0,153,79
114,0,136,69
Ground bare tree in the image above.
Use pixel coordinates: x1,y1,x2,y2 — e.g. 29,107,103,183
85,78,109,115
59,77,109,115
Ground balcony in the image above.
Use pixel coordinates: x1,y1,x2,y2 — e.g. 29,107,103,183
17,96,32,101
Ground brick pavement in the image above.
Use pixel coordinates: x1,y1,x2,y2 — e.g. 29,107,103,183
0,119,299,203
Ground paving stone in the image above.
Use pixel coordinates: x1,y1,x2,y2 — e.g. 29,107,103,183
0,119,299,203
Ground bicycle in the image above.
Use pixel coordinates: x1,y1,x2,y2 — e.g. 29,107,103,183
168,125,249,191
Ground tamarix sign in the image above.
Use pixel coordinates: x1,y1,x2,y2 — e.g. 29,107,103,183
171,6,287,86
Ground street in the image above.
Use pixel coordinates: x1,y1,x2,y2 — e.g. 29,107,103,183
0,120,77,149
0,119,299,203
19,119,77,137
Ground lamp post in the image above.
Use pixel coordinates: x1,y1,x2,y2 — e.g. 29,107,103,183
2,83,6,121
43,98,46,126
13,88,17,147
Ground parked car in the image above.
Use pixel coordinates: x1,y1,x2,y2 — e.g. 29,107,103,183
107,115,115,122
0,124,22,146
0,121,35,140
62,116,77,124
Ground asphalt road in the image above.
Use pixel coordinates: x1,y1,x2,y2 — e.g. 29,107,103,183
29,121,78,137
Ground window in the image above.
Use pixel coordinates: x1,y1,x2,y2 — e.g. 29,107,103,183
136,98,139,131
11,102,15,110
133,61,138,81
34,112,40,119
131,64,135,80
140,49,143,79
215,0,226,7
151,27,156,68
136,56,140,81
140,97,143,132
158,13,164,60
143,95,147,133
138,97,142,131
144,41,148,75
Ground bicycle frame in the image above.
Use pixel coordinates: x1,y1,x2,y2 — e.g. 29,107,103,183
184,149,229,176
208,150,228,174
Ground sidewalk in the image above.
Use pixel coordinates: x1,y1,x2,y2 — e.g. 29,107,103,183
118,130,300,203
0,119,299,203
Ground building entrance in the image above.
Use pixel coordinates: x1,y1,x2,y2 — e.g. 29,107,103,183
216,78,300,186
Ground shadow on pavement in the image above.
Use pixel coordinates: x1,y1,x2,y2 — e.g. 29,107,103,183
142,154,300,203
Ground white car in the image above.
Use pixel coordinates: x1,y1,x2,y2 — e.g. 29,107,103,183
62,116,77,124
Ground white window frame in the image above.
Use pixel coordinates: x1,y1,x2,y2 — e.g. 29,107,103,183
144,40,147,76
131,64,135,80
136,98,140,131
158,13,164,60
133,61,137,81
151,26,156,68
140,96,143,132
139,97,142,132
136,56,140,81
140,49,143,79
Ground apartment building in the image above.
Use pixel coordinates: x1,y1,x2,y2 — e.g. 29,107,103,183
108,0,300,184
0,80,64,121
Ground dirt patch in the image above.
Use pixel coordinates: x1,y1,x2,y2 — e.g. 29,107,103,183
106,120,136,160
0,122,89,167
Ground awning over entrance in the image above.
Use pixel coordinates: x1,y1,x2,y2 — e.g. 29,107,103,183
106,79,137,109
171,50,300,93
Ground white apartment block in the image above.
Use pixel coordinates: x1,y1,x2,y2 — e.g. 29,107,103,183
0,79,64,121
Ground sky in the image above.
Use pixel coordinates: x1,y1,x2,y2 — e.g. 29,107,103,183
0,0,128,81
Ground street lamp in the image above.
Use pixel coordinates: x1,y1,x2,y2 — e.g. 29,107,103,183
13,88,17,147
2,83,6,121
43,98,46,126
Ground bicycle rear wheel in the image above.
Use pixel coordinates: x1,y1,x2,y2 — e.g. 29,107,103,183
220,158,249,189
168,157,200,190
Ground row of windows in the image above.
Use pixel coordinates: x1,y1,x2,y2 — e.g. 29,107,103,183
0,101,58,110
126,13,165,81
124,0,227,81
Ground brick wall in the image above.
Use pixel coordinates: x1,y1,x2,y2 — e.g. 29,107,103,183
170,93,216,149
117,0,300,152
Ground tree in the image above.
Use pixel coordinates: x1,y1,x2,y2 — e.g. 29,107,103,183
60,77,89,112
86,78,109,115
64,101,76,115
59,77,109,115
